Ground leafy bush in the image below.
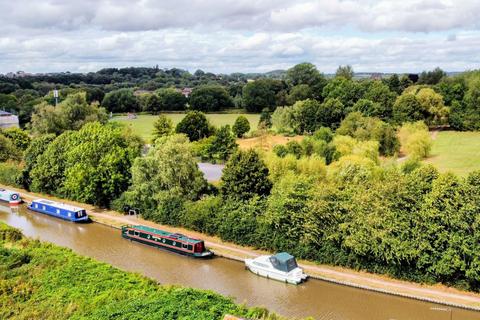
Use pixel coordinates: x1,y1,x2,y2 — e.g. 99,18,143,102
152,114,173,142
175,111,213,142
0,161,22,187
398,122,432,160
232,116,250,138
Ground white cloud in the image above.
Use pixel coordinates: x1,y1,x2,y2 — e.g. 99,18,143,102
0,1,479,73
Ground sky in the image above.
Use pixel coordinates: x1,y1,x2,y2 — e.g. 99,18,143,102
0,0,479,74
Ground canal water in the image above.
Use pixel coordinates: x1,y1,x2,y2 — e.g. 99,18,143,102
1,204,479,320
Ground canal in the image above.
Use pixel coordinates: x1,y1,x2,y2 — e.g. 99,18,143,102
1,204,479,320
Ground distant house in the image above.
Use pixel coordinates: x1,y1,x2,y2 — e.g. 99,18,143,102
181,88,192,97
0,111,19,129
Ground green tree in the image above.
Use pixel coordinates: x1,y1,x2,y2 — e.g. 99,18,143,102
157,88,187,111
291,99,321,134
232,116,250,138
392,93,424,124
152,114,173,141
258,108,272,128
418,67,446,85
145,94,161,113
0,135,21,162
241,79,277,112
386,74,402,94
189,85,234,112
20,134,56,189
175,111,213,142
30,123,142,206
220,149,272,200
271,106,295,133
207,125,238,161
101,88,139,113
335,65,354,80
316,98,345,129
0,128,31,150
30,92,108,135
322,77,362,108
286,84,313,105
362,81,397,120
119,134,207,216
336,112,400,156
285,63,326,100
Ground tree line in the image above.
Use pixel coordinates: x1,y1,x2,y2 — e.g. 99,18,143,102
2,64,479,132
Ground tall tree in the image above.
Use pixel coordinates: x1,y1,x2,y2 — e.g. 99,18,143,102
220,149,272,200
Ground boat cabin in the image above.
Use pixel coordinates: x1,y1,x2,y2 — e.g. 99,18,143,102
28,199,88,222
269,252,298,272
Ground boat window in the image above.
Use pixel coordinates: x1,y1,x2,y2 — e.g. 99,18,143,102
172,241,176,246
42,205,46,210
35,204,38,208
56,209,60,214
187,245,193,251
182,243,188,249
134,231,139,236
68,212,71,217
128,230,134,235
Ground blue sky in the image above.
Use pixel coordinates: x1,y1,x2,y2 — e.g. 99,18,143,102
0,0,479,74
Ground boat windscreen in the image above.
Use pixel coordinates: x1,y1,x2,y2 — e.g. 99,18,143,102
270,256,298,272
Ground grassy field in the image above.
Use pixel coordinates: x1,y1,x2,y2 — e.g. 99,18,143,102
112,113,260,141
424,131,480,176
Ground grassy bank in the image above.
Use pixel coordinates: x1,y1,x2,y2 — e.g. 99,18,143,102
112,113,261,140
424,131,480,175
0,222,281,320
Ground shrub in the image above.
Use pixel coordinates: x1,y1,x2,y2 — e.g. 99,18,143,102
0,161,22,187
398,121,432,160
232,116,250,138
152,114,173,142
175,111,213,142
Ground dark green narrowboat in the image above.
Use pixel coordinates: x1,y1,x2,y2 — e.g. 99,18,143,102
121,225,213,258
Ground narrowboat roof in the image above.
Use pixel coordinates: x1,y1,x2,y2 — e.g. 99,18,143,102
32,199,85,212
128,225,202,244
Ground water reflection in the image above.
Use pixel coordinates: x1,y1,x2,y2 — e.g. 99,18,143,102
0,204,478,320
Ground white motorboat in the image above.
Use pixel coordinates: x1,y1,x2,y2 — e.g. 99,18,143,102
245,252,308,285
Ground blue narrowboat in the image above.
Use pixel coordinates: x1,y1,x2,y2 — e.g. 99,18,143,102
28,199,89,222
0,188,22,204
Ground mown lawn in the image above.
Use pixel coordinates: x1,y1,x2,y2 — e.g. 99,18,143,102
112,113,260,141
424,131,480,176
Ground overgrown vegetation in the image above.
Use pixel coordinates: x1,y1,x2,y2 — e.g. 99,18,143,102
0,222,282,320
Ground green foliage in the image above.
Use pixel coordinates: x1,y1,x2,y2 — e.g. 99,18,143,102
207,125,238,162
175,111,213,142
418,67,446,85
156,88,187,111
242,79,278,112
30,123,142,206
335,65,354,80
30,92,108,135
101,88,139,113
259,108,272,128
0,127,31,150
322,78,362,108
0,135,21,162
221,149,272,200
287,84,313,105
336,112,400,156
291,99,321,134
119,134,207,217
271,106,294,133
152,114,173,142
0,222,279,320
362,81,397,120
0,161,22,187
316,98,345,129
398,122,432,160
232,115,250,138
20,134,56,189
392,93,424,124
190,85,234,112
312,127,334,143
285,63,326,100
